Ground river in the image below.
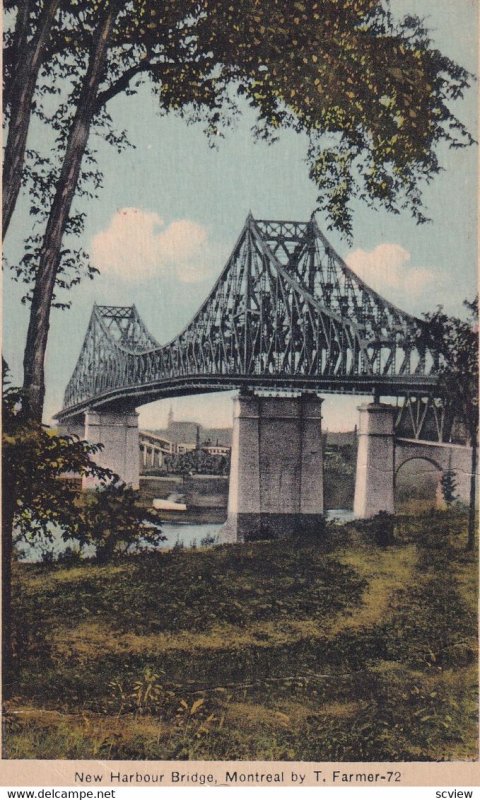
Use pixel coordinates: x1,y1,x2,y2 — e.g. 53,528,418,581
16,510,355,563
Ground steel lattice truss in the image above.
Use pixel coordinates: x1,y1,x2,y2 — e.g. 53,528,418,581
59,215,442,423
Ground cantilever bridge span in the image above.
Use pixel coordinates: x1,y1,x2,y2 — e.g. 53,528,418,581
57,216,471,538
57,214,441,422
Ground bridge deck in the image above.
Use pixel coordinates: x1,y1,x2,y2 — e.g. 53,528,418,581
57,215,441,422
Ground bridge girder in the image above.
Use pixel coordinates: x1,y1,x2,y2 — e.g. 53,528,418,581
58,214,442,423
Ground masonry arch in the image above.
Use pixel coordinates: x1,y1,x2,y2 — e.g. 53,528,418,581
394,455,444,513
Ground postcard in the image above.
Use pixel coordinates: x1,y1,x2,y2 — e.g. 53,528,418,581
2,0,478,792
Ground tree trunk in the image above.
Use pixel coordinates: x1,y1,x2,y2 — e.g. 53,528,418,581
2,469,16,700
96,532,116,564
466,431,477,551
3,0,60,238
22,2,118,421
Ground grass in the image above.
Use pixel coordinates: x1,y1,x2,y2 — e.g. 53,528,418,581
5,510,478,761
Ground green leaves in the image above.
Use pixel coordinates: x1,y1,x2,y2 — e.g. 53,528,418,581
76,482,165,563
3,374,163,560
421,298,478,440
3,380,111,544
6,0,474,240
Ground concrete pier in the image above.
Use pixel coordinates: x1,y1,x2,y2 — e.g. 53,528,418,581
83,410,140,489
58,417,85,440
353,403,396,518
221,394,324,542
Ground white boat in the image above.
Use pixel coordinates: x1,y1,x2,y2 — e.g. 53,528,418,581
152,495,187,512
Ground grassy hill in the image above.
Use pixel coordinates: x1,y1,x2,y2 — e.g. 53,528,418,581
5,511,477,761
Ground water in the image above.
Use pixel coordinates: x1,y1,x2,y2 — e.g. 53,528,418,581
161,521,223,549
16,510,354,563
326,508,355,524
15,521,224,563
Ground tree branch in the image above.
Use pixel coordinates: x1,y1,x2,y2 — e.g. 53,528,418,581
94,60,152,112
94,40,216,116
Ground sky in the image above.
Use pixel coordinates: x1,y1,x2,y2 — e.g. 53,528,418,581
3,0,478,432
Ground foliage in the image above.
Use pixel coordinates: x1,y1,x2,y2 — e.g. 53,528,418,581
3,378,109,542
4,2,475,422
106,668,222,753
354,510,395,547
384,577,475,670
6,511,477,761
164,449,230,476
323,442,356,509
76,483,165,563
3,375,163,563
421,298,478,549
298,663,475,762
199,533,219,547
9,538,366,638
4,0,475,248
422,298,478,443
441,468,458,507
107,668,174,717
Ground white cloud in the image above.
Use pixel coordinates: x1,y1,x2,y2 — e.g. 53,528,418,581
345,243,435,300
90,208,215,283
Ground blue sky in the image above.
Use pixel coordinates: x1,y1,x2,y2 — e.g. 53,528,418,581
3,0,478,431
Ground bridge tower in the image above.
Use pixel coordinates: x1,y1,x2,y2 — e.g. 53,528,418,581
221,393,324,542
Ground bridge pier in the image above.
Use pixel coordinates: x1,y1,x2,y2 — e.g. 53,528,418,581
83,410,140,489
58,418,85,440
221,394,324,543
354,403,396,518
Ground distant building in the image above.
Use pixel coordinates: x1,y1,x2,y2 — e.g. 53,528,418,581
202,445,230,457
140,421,357,474
205,427,232,447
139,431,175,469
147,408,232,450
139,429,228,472
163,420,200,443
139,407,233,474
176,442,197,455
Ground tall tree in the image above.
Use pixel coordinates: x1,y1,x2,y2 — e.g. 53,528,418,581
2,366,108,698
2,367,163,696
22,0,121,417
3,0,60,236
3,1,474,421
423,299,478,551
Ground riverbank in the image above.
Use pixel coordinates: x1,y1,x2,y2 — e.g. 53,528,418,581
6,510,477,761
138,470,357,524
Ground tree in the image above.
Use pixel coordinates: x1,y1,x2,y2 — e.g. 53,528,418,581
440,453,458,507
2,369,163,697
422,299,478,550
3,1,474,421
21,1,121,419
3,0,60,236
75,483,165,564
2,0,476,689
2,370,103,697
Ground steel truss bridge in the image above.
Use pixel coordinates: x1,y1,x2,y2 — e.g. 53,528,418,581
57,214,454,442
